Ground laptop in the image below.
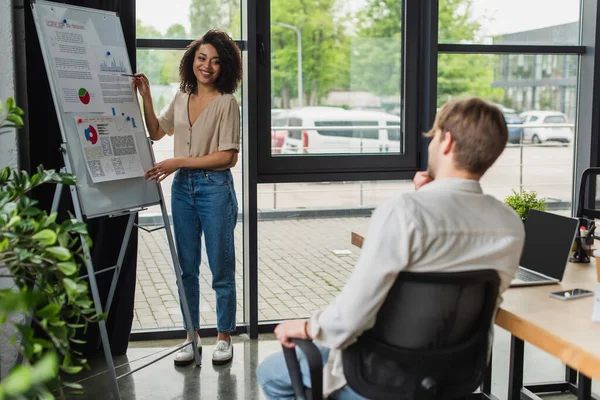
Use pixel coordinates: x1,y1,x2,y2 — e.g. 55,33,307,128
510,209,579,287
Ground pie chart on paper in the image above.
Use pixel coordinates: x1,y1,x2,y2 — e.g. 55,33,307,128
84,125,98,144
78,88,91,105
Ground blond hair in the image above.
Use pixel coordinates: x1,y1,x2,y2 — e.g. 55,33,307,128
426,98,508,175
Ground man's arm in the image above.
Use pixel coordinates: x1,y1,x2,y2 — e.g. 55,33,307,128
308,200,417,349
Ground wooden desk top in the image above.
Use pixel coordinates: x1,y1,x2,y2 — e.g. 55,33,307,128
351,231,600,380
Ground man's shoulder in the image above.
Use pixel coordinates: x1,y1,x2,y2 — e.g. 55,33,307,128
372,193,421,224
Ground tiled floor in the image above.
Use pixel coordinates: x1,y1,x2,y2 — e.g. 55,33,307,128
71,329,599,399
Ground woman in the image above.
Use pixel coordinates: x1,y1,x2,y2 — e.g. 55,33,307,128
133,30,242,366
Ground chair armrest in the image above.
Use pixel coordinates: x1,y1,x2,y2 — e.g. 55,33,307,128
281,339,324,400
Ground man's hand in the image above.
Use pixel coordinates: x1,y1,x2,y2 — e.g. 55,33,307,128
274,319,310,349
144,158,182,182
413,171,433,190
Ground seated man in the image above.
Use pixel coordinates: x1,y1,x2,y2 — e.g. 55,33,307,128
257,98,526,400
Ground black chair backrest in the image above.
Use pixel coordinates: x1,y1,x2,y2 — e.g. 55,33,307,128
342,270,500,400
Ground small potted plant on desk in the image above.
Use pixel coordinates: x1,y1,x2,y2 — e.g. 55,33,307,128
504,189,547,221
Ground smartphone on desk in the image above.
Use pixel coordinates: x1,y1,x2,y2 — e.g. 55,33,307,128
549,288,594,301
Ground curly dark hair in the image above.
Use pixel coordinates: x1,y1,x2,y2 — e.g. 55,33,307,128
179,30,242,95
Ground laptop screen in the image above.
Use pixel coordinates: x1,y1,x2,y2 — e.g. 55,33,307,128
519,210,579,280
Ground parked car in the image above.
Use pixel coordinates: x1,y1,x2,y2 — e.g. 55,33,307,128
503,109,525,144
519,111,572,144
492,104,523,143
279,108,402,154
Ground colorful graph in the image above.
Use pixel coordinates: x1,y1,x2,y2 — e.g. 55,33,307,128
100,57,127,73
84,125,98,144
111,107,137,129
78,88,90,105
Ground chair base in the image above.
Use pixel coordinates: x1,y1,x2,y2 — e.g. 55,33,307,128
467,390,500,400
519,381,600,400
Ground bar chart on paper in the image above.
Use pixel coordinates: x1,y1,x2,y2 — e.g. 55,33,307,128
100,57,127,73
111,107,138,130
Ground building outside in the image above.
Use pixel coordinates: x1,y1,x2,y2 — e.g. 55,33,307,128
492,22,579,122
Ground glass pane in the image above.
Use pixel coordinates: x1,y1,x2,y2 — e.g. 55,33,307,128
136,0,242,40
438,0,580,45
258,180,412,322
134,49,244,331
270,0,403,155
437,53,577,214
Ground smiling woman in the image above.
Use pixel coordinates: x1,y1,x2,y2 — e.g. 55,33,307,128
133,29,242,367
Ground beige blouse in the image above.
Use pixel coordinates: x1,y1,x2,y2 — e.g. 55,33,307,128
158,91,240,159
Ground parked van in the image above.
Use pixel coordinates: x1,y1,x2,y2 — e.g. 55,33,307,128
280,108,402,154
519,111,572,144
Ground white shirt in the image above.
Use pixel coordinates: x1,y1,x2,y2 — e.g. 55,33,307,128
309,178,525,397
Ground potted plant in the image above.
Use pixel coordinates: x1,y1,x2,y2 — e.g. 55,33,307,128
504,189,547,221
0,97,97,399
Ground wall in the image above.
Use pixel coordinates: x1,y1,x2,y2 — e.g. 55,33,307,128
0,0,21,379
0,0,18,169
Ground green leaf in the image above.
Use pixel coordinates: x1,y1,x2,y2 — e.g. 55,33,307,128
60,365,83,374
68,222,88,235
57,261,78,276
2,365,32,395
6,216,21,228
36,303,61,319
75,299,93,308
0,238,8,252
46,246,71,261
6,97,14,111
2,201,17,215
69,338,86,344
62,278,78,297
31,352,58,385
34,388,54,400
44,212,58,227
22,207,41,218
32,229,58,246
6,114,23,127
62,381,83,390
13,106,24,116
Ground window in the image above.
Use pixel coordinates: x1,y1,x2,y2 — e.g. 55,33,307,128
437,49,579,213
386,121,401,143
257,0,417,178
257,180,412,322
134,0,246,331
136,0,242,40
438,0,580,45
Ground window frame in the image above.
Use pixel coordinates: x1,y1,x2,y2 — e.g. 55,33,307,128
254,0,420,183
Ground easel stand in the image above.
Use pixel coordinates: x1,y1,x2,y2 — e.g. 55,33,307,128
53,144,201,399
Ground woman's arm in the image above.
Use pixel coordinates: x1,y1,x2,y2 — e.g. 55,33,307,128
180,150,238,170
133,73,167,141
144,150,238,182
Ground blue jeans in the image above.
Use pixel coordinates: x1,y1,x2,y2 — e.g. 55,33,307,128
171,168,238,333
257,344,369,400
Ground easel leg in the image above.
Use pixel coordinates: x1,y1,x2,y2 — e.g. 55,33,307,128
54,178,122,399
80,237,121,399
104,213,136,316
159,188,201,366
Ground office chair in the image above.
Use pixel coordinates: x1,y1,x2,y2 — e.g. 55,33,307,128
571,167,600,263
282,270,500,400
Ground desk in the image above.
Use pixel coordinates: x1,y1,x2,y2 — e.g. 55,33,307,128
351,231,600,400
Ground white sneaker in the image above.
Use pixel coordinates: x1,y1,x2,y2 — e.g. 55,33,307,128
212,340,233,365
174,338,202,366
